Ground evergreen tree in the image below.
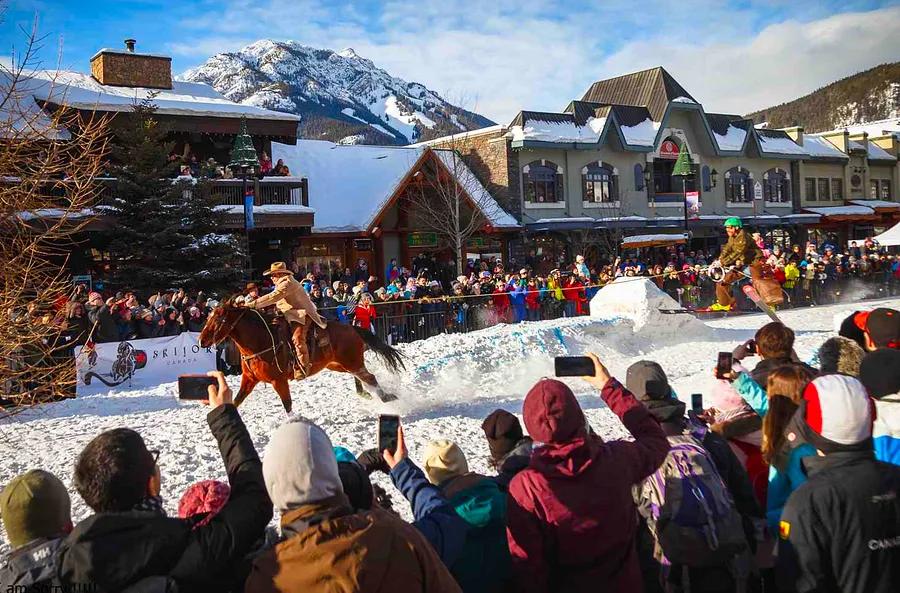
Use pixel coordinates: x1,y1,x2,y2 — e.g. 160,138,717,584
105,97,241,293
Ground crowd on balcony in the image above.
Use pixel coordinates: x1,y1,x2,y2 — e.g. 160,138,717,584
5,314,900,592
165,150,293,180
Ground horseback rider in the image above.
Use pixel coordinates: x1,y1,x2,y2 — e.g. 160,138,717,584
711,217,764,311
242,262,327,379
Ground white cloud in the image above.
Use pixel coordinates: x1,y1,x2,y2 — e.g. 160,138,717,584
168,2,900,123
591,6,900,116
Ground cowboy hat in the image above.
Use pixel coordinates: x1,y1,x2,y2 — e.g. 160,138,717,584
262,262,294,277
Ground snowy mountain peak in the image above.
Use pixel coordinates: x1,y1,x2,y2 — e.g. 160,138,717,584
179,39,494,145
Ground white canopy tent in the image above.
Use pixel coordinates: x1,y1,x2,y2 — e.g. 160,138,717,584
873,222,900,247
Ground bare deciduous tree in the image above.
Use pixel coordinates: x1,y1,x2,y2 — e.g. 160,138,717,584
404,135,504,276
0,21,109,415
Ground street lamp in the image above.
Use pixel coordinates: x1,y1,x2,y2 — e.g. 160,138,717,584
643,165,653,193
710,168,718,188
228,116,260,280
671,143,697,232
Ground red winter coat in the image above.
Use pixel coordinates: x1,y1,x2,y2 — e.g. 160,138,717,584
491,288,510,313
506,380,669,593
525,288,541,310
353,304,376,330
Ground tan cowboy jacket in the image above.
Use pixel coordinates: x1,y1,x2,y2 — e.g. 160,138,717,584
251,275,327,328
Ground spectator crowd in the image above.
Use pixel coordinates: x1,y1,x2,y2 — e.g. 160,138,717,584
3,305,899,592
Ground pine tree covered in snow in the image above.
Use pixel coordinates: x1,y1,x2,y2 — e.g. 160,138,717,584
104,98,241,292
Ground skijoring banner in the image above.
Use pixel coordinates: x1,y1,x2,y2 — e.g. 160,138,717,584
75,332,217,395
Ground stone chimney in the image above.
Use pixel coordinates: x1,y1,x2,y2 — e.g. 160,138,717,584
822,130,850,154
90,39,172,89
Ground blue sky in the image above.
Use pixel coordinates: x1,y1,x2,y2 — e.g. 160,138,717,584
2,0,899,121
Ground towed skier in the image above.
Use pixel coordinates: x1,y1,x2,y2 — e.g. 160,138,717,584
710,218,764,312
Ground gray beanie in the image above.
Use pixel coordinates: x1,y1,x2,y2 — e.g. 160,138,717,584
263,418,343,512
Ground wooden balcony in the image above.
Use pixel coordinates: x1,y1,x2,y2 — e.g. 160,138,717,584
7,176,314,230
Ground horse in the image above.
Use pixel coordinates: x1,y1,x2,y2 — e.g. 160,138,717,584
198,300,404,413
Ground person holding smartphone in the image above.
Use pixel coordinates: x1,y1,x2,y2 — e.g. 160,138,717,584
506,353,668,593
57,372,272,592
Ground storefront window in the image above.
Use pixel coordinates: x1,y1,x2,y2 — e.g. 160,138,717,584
582,162,618,203
523,160,563,204
763,168,790,203
292,242,344,279
724,167,751,202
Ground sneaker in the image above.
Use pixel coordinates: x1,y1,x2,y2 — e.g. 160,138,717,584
709,302,732,312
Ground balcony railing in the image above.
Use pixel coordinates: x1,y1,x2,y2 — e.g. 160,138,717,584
3,176,308,209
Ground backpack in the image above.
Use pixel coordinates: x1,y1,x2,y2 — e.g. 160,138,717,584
635,429,748,567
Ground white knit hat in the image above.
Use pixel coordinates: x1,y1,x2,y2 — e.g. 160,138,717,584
800,374,874,448
422,440,468,485
263,418,342,511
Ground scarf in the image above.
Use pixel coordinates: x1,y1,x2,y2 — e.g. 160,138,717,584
132,495,167,516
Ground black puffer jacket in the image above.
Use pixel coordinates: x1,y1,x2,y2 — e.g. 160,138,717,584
0,537,64,592
777,450,900,593
56,405,272,592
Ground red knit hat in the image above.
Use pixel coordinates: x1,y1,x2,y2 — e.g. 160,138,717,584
178,480,230,528
523,378,585,444
800,374,874,450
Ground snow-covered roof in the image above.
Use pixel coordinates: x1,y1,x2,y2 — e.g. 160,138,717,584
408,124,506,147
619,118,660,146
622,233,687,247
818,117,900,139
432,150,519,228
865,141,896,161
10,61,299,121
713,124,748,151
803,135,848,159
804,205,875,217
849,200,900,209
509,117,606,144
271,140,518,233
755,130,808,156
0,70,70,140
533,217,596,224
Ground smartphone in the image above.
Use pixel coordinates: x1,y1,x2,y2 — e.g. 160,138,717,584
554,356,596,377
691,393,704,414
178,375,217,400
377,414,401,454
715,352,734,379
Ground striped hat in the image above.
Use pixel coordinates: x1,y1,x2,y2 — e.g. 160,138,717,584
800,374,874,450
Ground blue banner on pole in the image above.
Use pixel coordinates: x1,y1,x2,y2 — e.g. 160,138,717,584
244,190,255,230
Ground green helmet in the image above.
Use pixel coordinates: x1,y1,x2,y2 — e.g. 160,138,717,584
724,217,743,229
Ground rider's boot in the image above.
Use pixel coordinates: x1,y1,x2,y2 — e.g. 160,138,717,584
291,324,311,379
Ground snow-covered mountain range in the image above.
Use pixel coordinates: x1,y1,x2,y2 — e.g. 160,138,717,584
180,40,494,145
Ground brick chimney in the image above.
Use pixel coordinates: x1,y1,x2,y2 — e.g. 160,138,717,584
90,39,172,89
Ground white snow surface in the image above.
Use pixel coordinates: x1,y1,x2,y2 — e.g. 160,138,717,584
714,125,747,151
272,140,518,232
756,133,808,155
802,135,848,159
619,118,661,146
589,277,707,334
3,292,898,551
509,118,606,144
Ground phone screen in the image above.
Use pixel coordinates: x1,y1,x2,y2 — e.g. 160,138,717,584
691,393,704,414
554,356,596,377
178,375,217,400
715,352,733,379
378,415,400,454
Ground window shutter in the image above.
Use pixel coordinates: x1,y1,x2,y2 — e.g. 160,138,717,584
701,165,711,192
556,172,564,203
634,163,644,191
612,174,619,201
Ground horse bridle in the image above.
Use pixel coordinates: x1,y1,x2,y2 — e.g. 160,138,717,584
214,306,286,374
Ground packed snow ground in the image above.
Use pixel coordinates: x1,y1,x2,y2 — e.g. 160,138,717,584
1,292,897,552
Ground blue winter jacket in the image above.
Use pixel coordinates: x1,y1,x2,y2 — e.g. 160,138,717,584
507,281,526,307
733,372,815,532
389,457,469,567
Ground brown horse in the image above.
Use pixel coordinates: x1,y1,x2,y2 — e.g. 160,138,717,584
198,301,404,413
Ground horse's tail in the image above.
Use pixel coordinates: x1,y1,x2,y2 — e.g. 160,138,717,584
353,326,406,373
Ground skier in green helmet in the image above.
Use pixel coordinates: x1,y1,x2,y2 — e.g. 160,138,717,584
711,217,764,310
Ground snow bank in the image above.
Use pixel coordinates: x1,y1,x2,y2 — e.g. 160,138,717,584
588,277,708,336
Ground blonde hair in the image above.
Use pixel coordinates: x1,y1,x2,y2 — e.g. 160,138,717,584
762,365,816,465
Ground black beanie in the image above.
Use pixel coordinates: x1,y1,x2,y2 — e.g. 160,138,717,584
481,409,524,461
859,348,900,399
336,462,374,511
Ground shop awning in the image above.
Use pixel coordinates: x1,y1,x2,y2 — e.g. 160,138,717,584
622,233,688,249
873,222,900,246
803,205,878,222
